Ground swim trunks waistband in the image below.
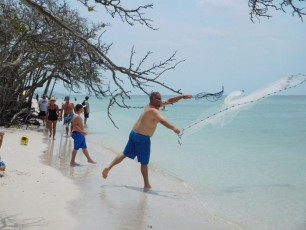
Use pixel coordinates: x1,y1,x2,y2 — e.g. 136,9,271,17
132,130,150,138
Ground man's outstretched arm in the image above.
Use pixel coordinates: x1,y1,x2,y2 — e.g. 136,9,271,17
162,94,192,106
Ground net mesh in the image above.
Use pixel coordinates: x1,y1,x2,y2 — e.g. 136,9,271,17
194,86,224,101
178,74,306,144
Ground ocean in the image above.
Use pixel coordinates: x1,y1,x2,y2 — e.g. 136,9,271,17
54,94,306,229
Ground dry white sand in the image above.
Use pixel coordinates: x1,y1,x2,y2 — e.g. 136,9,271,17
0,128,80,230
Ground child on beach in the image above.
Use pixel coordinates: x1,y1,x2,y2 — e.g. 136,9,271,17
70,104,96,166
102,92,192,189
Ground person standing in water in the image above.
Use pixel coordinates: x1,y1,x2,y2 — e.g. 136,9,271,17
102,92,192,189
82,96,90,125
60,96,74,137
70,104,96,166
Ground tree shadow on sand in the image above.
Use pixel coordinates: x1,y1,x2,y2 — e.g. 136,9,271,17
0,212,46,229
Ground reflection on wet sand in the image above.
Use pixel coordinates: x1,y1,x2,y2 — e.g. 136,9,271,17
39,125,210,230
42,132,93,182
99,186,149,229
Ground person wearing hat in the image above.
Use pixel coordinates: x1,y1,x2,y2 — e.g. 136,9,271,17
46,97,60,140
70,104,96,166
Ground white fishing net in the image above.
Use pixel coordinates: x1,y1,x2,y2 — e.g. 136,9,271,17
178,74,306,144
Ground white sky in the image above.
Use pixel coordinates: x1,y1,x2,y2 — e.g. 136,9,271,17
62,0,306,95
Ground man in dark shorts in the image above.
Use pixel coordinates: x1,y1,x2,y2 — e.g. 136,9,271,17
102,92,192,189
38,94,48,125
82,96,90,125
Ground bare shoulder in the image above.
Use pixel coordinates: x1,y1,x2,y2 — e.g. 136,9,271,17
73,114,81,122
145,106,159,114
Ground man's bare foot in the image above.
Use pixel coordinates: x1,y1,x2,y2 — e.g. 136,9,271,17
102,168,109,179
70,162,80,167
88,160,96,164
144,184,152,191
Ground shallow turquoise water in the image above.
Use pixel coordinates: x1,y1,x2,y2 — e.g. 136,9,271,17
69,94,306,229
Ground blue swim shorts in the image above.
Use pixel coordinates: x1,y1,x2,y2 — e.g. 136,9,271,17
123,130,151,165
72,131,87,150
64,113,73,125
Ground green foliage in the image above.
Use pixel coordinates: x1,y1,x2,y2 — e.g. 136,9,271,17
9,15,26,32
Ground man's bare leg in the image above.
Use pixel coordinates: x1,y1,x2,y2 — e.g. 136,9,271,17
52,121,57,140
47,121,52,138
65,126,69,136
102,154,126,179
70,149,78,166
82,148,96,164
141,164,151,189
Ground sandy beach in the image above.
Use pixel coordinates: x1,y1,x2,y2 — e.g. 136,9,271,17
0,126,242,230
0,128,80,229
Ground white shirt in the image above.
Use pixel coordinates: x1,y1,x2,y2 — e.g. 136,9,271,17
38,98,48,112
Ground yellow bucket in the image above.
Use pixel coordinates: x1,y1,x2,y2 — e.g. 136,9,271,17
20,135,29,145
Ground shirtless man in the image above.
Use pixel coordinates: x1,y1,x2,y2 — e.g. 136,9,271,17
60,96,75,136
70,104,96,166
102,92,192,189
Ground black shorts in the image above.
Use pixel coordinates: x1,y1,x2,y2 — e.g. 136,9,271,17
38,111,46,117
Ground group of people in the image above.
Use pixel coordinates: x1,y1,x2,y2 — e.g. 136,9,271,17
3,92,192,189
37,94,94,166
38,95,90,140
41,92,192,189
